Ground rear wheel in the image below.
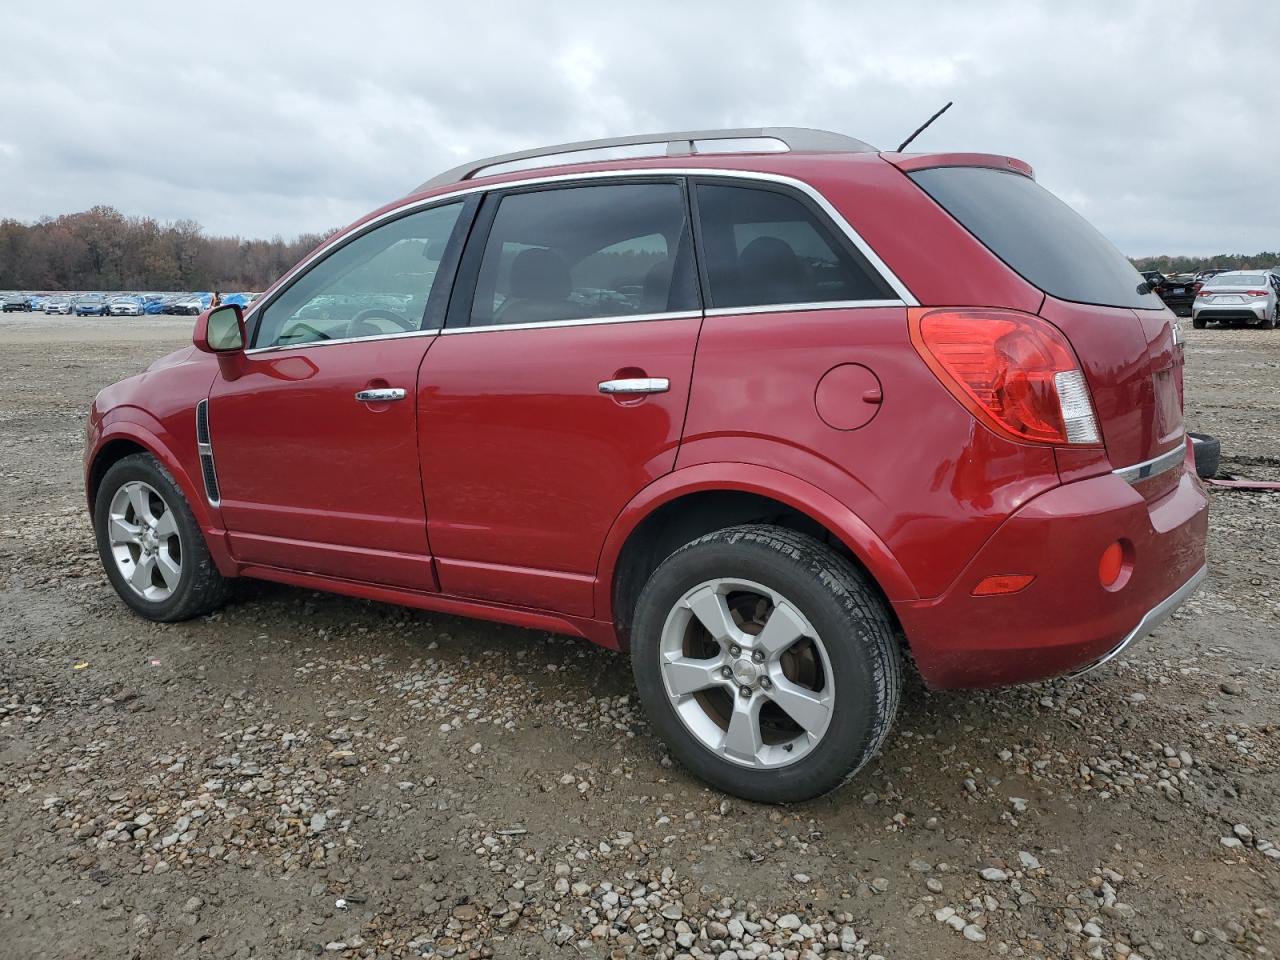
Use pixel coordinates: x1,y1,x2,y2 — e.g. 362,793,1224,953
94,453,231,621
630,525,902,803
1192,315,1206,329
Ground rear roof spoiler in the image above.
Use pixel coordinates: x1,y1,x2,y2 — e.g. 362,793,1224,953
887,152,1034,180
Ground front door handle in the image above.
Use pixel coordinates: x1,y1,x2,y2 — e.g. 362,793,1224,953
598,377,669,395
354,387,407,402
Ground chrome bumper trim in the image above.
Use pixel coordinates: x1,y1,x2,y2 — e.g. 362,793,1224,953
1112,442,1186,485
1069,564,1207,679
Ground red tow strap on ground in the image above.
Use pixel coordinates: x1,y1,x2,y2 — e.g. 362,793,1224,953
1204,478,1280,491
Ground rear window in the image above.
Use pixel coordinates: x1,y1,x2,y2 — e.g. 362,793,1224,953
1206,273,1266,286
910,166,1161,310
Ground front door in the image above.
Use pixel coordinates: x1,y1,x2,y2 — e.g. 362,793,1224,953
419,180,703,615
209,200,469,589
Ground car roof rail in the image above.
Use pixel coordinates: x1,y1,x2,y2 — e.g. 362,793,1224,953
413,127,878,192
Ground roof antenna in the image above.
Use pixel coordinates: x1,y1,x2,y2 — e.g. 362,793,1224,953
896,101,953,153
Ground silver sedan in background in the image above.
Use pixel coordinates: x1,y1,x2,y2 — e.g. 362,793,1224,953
1192,271,1280,329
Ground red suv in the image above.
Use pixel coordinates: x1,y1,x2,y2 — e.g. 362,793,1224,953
85,128,1208,802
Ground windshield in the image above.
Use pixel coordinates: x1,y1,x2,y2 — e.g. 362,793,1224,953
910,166,1161,310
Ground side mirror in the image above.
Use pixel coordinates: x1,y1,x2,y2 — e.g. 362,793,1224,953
194,304,246,353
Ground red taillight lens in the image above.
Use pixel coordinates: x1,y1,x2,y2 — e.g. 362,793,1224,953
1246,290,1268,297
909,308,1102,446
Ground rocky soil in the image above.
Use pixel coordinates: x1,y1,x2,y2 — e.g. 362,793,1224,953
0,315,1276,959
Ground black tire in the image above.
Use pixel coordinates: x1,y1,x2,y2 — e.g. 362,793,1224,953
93,453,231,621
1188,432,1221,480
630,524,902,803
1192,315,1206,329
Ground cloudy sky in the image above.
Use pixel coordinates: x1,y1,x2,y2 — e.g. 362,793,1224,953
2,0,1276,256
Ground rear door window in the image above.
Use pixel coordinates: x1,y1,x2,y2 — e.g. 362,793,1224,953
693,182,895,309
910,166,1161,310
465,181,700,327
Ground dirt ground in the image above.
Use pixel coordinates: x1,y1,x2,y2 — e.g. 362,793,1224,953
0,315,1276,960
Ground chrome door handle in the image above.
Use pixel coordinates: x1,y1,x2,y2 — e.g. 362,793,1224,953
598,377,669,395
354,387,407,402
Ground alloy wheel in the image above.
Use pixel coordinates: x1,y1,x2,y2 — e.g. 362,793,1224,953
106,480,183,601
658,577,836,769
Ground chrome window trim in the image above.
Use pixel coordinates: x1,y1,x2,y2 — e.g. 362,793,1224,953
241,167,919,341
245,327,441,356
1112,440,1186,485
439,310,701,335
704,299,905,317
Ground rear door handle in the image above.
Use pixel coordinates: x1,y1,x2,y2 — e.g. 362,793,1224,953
598,378,669,395
354,388,407,402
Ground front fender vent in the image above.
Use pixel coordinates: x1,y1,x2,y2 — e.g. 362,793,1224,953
196,399,220,505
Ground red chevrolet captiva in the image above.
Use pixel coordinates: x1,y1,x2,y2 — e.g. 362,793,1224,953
85,128,1208,802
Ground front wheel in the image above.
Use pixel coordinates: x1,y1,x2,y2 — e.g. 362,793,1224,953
630,525,902,803
94,453,231,621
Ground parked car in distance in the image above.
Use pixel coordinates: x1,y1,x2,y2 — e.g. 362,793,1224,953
166,293,211,316
1142,271,1198,316
108,295,145,317
84,127,1208,802
43,297,73,315
1192,270,1279,328
2,294,29,312
74,293,110,316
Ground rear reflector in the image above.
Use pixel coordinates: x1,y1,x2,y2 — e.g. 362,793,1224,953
972,574,1035,596
909,308,1102,446
1098,542,1124,587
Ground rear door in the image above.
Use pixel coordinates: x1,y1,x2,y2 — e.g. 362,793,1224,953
209,199,472,589
418,179,702,615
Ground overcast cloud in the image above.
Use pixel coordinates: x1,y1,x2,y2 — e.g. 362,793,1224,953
2,0,1276,256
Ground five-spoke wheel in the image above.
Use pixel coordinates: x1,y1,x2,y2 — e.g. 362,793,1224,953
94,453,230,621
660,578,835,769
106,480,183,601
631,525,902,803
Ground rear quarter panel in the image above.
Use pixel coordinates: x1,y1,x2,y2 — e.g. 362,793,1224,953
676,306,1062,599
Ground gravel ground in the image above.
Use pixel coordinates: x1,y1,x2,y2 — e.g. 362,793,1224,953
0,315,1277,960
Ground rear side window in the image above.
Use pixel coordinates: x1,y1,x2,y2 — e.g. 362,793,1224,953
694,183,895,309
467,182,699,327
910,166,1161,310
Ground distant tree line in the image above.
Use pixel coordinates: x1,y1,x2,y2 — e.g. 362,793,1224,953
2,205,1276,291
0,206,331,292
1131,253,1280,274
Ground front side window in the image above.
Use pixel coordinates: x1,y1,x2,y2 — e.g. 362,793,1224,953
694,182,894,309
254,202,463,348
468,182,699,327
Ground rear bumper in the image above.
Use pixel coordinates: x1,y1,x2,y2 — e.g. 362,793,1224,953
894,443,1208,688
1193,304,1267,321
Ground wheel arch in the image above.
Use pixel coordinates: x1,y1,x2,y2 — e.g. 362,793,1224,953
598,463,916,647
86,415,236,574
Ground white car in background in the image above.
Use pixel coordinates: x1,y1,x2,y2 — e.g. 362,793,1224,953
1192,270,1280,329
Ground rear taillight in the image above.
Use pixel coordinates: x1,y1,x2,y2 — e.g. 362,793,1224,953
909,307,1102,446
1246,290,1269,297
